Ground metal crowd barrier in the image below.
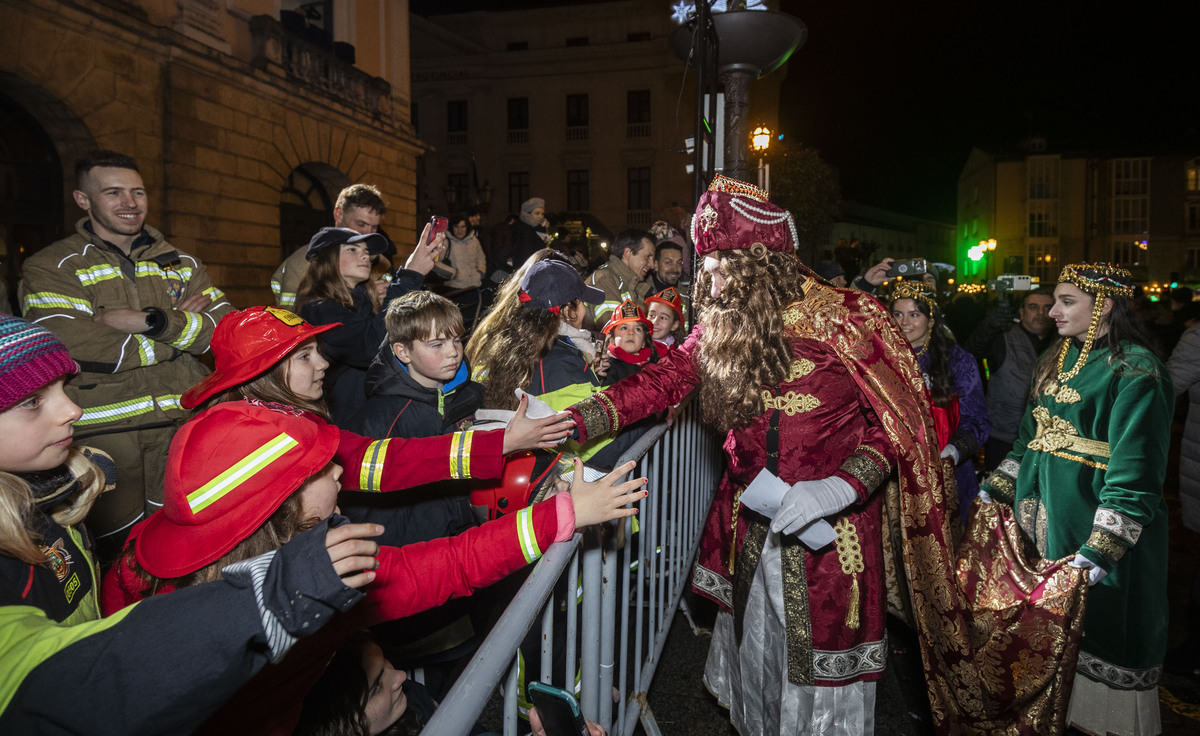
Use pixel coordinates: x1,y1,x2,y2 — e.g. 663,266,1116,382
424,399,722,735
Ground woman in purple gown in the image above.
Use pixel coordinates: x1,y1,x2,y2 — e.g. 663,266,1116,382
891,282,988,520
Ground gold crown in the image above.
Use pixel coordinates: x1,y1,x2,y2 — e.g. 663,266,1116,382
1059,262,1134,299
891,281,938,314
707,174,768,202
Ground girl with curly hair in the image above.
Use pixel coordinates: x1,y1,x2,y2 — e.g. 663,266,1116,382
889,282,988,520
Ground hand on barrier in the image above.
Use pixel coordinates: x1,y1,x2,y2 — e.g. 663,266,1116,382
1068,553,1108,586
324,522,382,589
502,393,574,453
770,476,856,536
569,458,647,528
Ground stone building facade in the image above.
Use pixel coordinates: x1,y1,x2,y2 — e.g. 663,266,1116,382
0,0,422,309
958,145,1200,286
409,2,785,251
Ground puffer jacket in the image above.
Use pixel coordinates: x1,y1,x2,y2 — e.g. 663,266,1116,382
18,219,232,439
1168,322,1200,532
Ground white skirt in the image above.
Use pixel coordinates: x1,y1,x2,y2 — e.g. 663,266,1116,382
1066,667,1161,736
702,530,877,736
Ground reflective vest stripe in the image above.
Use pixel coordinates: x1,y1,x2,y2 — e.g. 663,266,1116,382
187,432,299,514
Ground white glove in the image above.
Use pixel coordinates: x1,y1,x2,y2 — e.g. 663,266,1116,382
939,444,960,464
1068,553,1108,586
977,489,993,504
770,476,857,536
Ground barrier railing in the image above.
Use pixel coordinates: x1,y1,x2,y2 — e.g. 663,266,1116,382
424,399,721,735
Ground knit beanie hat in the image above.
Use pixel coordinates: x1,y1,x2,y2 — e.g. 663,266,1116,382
0,315,78,412
521,198,545,214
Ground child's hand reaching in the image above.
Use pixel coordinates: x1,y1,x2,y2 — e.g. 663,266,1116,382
502,393,575,454
325,522,382,589
569,459,647,528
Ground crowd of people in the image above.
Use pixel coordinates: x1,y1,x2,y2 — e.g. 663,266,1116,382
0,150,1190,736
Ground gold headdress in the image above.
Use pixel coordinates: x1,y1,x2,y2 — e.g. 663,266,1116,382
1055,262,1134,381
890,281,939,315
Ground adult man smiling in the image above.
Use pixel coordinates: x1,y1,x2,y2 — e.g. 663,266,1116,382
19,150,232,557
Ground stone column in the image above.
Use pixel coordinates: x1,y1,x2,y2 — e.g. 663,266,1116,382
722,69,752,183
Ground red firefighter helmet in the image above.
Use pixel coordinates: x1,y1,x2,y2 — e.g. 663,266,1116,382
469,450,565,522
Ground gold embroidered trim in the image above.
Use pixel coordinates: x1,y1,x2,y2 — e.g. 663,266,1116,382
594,392,621,433
1084,528,1129,566
834,518,865,629
575,396,613,439
1027,406,1110,459
984,469,1017,504
839,452,886,493
787,358,816,381
1094,507,1142,546
760,390,821,416
781,535,813,686
854,444,892,476
1043,382,1082,404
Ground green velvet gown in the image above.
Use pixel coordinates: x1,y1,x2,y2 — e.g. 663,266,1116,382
994,340,1171,734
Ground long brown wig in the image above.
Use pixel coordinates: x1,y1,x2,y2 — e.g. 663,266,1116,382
691,246,807,430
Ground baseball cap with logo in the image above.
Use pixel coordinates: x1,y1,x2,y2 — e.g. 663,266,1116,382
133,400,340,578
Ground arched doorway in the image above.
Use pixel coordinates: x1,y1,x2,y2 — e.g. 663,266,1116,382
279,162,351,257
0,91,63,313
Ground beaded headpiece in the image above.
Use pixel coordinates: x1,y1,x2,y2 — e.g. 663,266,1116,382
890,282,939,315
1054,262,1134,382
691,174,798,257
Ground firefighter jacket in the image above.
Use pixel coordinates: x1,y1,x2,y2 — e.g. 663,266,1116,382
18,219,233,438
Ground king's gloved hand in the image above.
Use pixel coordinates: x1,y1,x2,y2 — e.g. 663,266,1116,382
770,476,857,536
1068,553,1108,586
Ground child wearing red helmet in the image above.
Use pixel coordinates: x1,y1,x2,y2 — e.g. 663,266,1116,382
0,315,378,734
644,286,686,350
104,398,646,735
600,298,659,383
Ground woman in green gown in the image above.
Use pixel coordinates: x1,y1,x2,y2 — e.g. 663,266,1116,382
981,262,1170,736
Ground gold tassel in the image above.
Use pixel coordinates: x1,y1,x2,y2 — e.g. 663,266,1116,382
845,576,860,629
834,517,864,630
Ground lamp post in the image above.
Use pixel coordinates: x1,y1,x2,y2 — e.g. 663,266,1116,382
751,125,771,192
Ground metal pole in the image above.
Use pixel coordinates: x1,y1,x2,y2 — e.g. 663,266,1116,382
580,528,602,722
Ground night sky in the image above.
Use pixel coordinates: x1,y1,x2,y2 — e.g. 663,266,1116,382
412,1,1199,222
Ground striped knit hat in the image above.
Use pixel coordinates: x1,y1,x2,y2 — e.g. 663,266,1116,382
0,315,78,412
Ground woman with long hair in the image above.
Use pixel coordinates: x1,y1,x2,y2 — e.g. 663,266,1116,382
296,225,444,424
889,282,988,520
980,262,1171,736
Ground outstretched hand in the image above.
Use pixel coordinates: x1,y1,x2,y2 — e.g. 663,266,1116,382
502,393,574,454
325,522,382,589
405,222,448,275
863,258,894,287
569,458,647,528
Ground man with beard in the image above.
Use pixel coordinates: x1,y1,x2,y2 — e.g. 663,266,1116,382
564,176,947,735
963,287,1055,470
648,238,690,325
19,150,232,558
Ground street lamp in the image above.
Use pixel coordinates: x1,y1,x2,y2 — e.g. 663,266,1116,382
751,125,771,191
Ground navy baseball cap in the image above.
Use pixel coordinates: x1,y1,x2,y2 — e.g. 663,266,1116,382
304,227,389,261
520,260,604,310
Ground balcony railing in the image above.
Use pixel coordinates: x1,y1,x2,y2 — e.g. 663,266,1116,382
507,129,530,145
447,131,467,146
627,209,651,225
627,122,651,138
566,125,589,142
249,15,392,119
